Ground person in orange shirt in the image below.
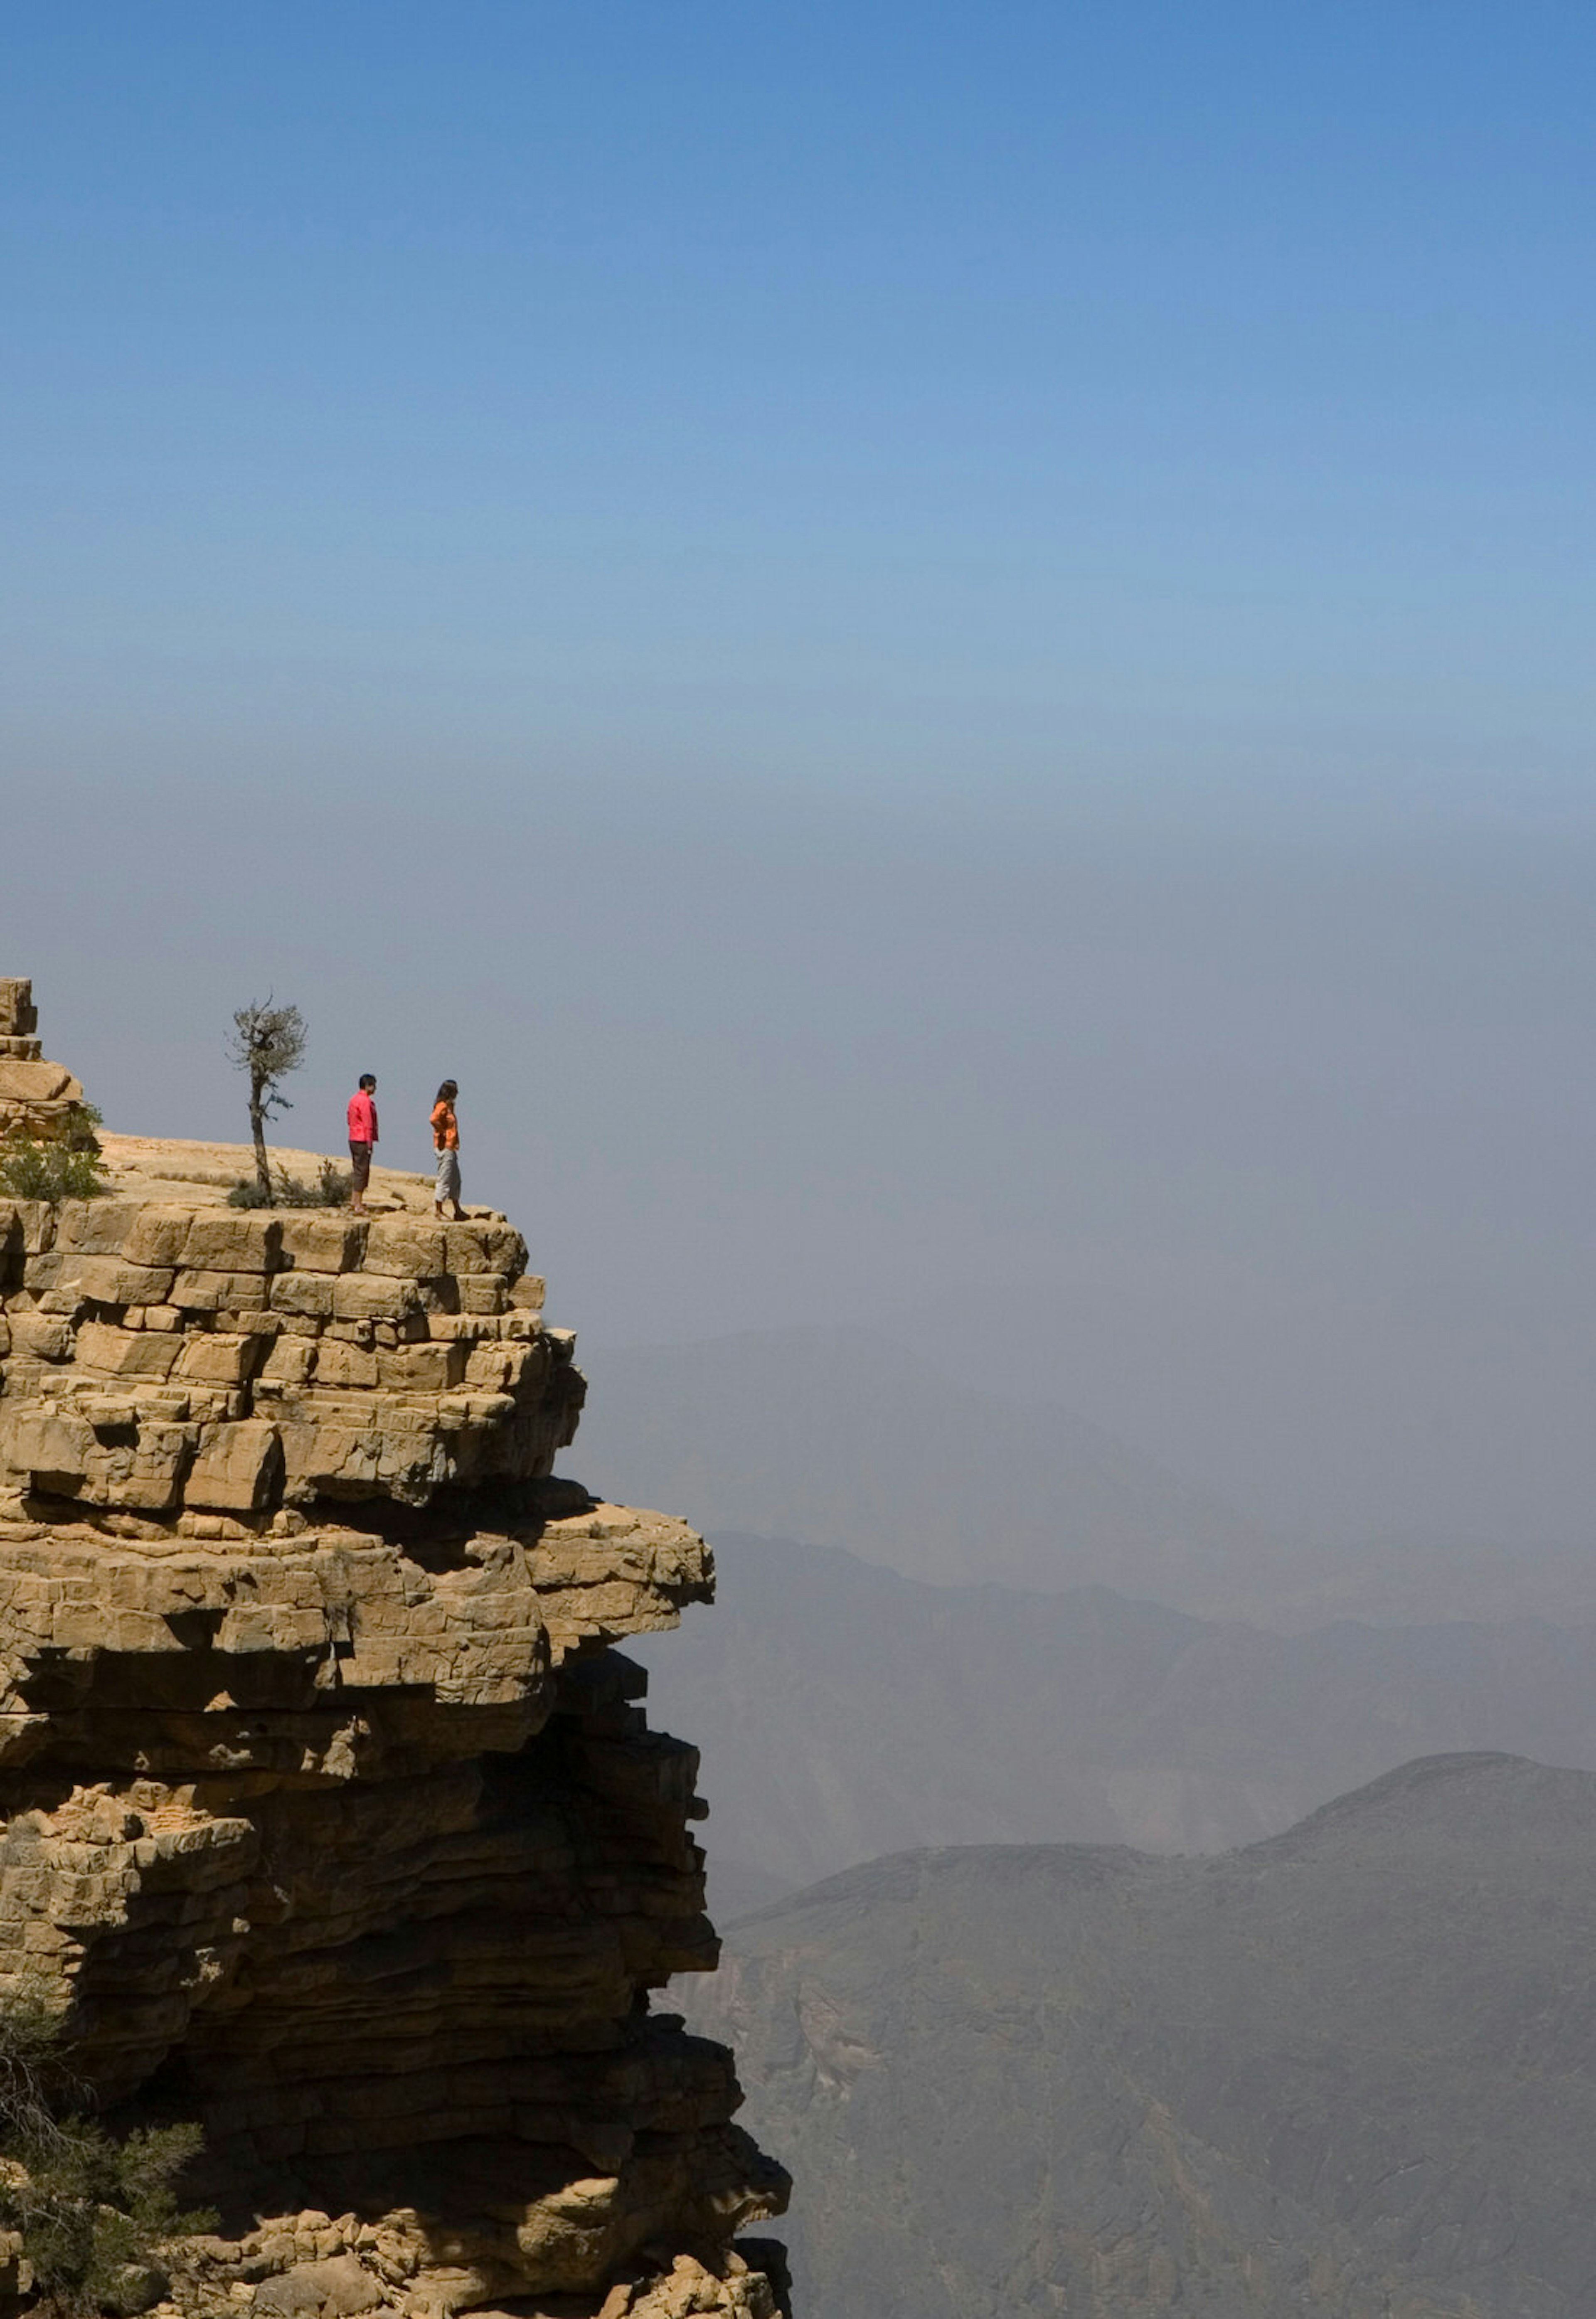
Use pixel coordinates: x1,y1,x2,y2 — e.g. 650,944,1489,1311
431,1079,465,1220
345,1073,378,1215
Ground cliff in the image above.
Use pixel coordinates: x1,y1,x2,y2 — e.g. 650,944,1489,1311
0,988,789,2319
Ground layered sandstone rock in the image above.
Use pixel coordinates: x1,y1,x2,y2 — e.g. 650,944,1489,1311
0,997,788,2318
0,980,83,1142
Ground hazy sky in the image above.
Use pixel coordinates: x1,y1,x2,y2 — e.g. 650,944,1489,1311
4,6,1594,1547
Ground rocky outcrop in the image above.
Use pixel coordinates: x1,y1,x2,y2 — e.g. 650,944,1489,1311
0,1197,576,1526
0,995,788,2317
0,980,83,1142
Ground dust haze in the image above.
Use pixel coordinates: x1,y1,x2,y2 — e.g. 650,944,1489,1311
7,8,1596,2312
10,774,1596,1558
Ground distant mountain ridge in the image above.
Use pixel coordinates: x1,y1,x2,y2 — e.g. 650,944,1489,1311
631,1532,1596,1908
688,1753,1596,2319
577,1324,1283,1601
579,1325,1596,1627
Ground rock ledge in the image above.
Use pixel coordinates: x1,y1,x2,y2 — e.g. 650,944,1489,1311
0,995,788,2318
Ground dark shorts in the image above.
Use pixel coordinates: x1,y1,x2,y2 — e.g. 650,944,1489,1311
348,1140,372,1193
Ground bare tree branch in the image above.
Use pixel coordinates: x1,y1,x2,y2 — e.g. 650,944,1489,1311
227,998,308,1198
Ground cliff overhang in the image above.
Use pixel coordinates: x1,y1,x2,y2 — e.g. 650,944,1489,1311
0,993,789,2319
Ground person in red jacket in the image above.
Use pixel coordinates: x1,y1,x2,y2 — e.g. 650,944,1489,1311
346,1073,378,1214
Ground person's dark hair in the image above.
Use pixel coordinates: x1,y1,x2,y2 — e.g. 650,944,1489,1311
359,1073,377,1091
436,1080,458,1102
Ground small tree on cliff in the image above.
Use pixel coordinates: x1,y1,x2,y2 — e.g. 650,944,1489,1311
227,998,307,1200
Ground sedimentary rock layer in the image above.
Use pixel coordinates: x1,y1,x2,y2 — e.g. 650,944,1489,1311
0,1057,788,2318
0,980,82,1140
0,1197,575,1525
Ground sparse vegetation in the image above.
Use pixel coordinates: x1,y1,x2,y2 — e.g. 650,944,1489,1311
0,1994,213,2318
226,999,308,1200
61,1102,105,1158
227,1157,350,1209
0,1125,108,1205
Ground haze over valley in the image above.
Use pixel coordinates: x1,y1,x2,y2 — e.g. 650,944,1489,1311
630,1531,1596,1911
580,1326,1596,1631
690,1756,1596,2319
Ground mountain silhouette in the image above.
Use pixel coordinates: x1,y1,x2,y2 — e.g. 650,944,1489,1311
686,1754,1596,2318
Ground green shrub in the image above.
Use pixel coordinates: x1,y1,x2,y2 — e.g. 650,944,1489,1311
313,1158,353,1206
225,1176,274,1209
3,2117,211,2317
0,1131,108,1205
0,1997,214,2318
62,1103,104,1158
226,1158,350,1210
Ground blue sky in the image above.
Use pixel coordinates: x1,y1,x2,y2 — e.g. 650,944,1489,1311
5,3,1592,803
4,6,1595,1541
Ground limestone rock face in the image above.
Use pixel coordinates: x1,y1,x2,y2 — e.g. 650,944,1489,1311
0,1010,788,2317
0,981,83,1141
0,1194,580,1525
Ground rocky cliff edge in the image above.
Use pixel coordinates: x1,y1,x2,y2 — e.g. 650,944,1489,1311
0,993,789,2319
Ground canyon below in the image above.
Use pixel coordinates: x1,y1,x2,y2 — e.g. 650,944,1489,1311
579,1325,1596,2316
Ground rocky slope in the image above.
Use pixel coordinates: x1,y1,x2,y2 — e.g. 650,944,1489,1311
0,985,788,2319
689,1753,1596,2319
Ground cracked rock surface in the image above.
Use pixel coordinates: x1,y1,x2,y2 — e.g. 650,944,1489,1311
0,1040,788,2318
